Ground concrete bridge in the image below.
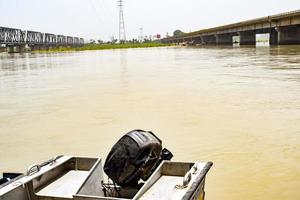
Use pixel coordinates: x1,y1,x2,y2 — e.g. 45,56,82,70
0,27,84,53
162,10,300,45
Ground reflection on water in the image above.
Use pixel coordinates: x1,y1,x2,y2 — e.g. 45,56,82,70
0,46,300,200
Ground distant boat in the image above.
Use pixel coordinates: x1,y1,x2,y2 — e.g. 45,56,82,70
180,40,196,46
180,41,189,46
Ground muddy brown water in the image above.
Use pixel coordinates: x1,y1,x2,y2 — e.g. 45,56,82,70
0,46,300,200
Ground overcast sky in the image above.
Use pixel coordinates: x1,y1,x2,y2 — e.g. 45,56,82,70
0,0,299,41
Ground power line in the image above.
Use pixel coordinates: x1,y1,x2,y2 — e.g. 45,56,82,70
118,0,126,42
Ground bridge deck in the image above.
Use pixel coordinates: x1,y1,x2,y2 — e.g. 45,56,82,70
163,9,300,44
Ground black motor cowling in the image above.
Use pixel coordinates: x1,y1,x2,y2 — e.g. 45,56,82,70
104,130,173,186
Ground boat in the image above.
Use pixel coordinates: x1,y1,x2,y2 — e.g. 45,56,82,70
0,130,213,200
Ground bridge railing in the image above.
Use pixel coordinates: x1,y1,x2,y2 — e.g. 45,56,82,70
74,37,79,45
67,36,73,45
0,27,26,45
26,31,44,45
270,9,300,20
79,38,84,45
57,35,66,45
45,33,58,45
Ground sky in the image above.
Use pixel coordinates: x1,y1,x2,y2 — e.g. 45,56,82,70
0,0,299,41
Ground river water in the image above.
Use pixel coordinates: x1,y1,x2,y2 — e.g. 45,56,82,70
0,46,299,200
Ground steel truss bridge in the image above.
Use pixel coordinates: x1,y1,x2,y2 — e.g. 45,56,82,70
0,27,84,47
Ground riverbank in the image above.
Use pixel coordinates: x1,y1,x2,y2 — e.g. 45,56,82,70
33,42,174,53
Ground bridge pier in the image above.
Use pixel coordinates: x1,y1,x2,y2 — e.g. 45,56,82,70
30,45,50,51
0,46,6,53
7,46,14,53
30,45,40,51
216,34,233,45
276,25,300,45
17,45,26,53
239,31,256,45
202,35,216,44
269,28,278,45
7,45,26,53
192,36,202,45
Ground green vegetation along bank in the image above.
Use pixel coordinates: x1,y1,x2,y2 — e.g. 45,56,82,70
34,42,174,53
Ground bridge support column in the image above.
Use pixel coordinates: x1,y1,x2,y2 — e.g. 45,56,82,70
202,35,217,44
269,28,278,45
239,31,256,45
216,34,233,45
0,47,6,53
18,45,26,53
276,25,300,45
193,36,202,45
13,46,20,53
7,46,14,53
30,45,37,51
30,45,48,51
7,45,26,53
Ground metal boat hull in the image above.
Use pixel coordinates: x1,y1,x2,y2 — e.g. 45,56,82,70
0,156,212,200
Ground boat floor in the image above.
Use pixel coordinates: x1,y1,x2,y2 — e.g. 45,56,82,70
36,170,89,199
139,175,184,200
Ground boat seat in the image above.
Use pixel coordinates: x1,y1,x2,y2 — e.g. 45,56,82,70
36,170,89,199
139,175,183,199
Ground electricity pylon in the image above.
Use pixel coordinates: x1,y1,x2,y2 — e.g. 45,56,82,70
118,0,126,43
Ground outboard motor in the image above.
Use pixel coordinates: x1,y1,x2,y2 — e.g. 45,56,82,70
104,130,173,187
